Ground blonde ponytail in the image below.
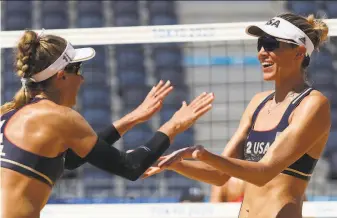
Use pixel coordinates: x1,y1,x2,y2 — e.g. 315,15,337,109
307,14,329,47
0,30,67,115
0,87,32,115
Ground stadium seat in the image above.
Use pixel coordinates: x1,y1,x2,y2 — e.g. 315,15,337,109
147,1,175,16
82,165,114,198
83,46,107,68
3,70,19,86
154,67,185,87
82,165,113,180
151,43,181,51
4,13,32,30
170,128,194,150
159,108,176,125
5,1,32,14
117,68,146,87
81,68,108,86
309,69,334,86
115,48,144,69
152,48,182,68
167,177,198,198
122,124,153,149
114,14,140,27
82,108,112,127
77,1,103,14
42,13,69,29
327,128,337,178
3,49,15,70
2,85,20,103
81,88,111,108
286,1,318,16
310,48,334,69
149,14,178,26
41,1,67,13
162,86,189,108
324,1,337,18
159,100,192,125
77,14,104,28
120,85,151,107
111,1,138,16
331,109,337,130
125,177,158,198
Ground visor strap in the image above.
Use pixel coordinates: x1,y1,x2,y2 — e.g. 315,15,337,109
31,42,76,82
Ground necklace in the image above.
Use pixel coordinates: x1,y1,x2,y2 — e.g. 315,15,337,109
267,92,295,114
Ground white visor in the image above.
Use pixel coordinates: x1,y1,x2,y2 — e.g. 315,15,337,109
31,41,96,82
246,17,314,56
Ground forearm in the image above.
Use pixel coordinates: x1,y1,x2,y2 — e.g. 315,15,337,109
170,160,230,186
112,111,140,136
85,131,171,181
200,151,270,186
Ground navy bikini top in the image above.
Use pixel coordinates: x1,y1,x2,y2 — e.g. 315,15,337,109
0,98,65,187
243,87,318,181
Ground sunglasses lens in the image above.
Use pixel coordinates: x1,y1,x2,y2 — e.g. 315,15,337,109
65,63,82,75
257,37,279,52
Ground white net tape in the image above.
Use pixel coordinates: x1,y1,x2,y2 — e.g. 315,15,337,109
41,202,337,218
1,19,337,48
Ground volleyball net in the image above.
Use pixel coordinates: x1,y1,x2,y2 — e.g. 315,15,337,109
2,19,337,218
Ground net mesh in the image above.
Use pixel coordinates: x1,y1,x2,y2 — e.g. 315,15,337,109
2,19,337,218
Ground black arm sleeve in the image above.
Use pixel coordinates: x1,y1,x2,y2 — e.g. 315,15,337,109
96,124,121,145
84,131,170,181
64,125,121,170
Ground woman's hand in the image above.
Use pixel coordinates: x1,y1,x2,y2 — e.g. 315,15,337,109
131,80,173,123
158,145,205,168
142,145,205,179
158,92,215,141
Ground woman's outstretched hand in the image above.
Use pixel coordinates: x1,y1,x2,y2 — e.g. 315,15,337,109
159,92,215,139
132,80,173,123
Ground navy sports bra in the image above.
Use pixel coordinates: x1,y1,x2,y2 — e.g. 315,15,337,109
243,87,318,181
0,98,65,187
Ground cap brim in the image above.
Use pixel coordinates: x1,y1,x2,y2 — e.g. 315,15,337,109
245,25,266,38
71,47,96,63
246,24,294,41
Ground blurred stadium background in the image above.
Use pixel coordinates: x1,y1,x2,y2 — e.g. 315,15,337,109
1,0,337,209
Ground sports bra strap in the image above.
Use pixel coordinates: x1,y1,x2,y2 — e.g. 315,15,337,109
278,87,314,129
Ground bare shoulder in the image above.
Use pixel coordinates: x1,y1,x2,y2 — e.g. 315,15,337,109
37,101,95,142
35,101,78,123
292,89,330,124
298,90,330,111
307,89,330,103
25,100,88,131
52,104,91,131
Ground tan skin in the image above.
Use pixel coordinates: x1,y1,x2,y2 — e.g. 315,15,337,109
210,177,245,203
1,67,215,218
143,40,331,218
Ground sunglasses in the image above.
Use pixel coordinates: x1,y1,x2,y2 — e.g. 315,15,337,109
64,62,82,76
257,36,300,52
